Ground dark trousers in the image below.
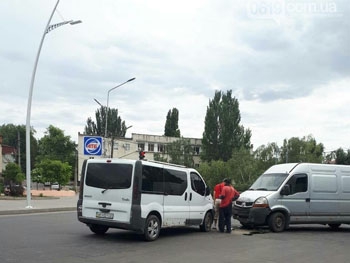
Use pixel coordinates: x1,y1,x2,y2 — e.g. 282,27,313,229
219,204,232,233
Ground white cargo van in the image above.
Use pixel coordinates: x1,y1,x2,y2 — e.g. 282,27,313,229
77,158,214,241
233,163,350,232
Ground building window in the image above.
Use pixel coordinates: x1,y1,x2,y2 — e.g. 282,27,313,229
138,143,145,151
193,146,200,155
113,142,118,150
124,144,130,151
148,143,154,152
158,144,166,153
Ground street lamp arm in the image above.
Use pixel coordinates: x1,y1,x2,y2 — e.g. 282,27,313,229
45,20,82,34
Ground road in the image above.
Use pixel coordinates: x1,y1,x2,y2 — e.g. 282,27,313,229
1,212,349,263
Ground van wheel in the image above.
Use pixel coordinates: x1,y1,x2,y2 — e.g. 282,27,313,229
89,224,109,235
144,215,160,241
268,212,286,232
200,212,213,232
329,223,341,230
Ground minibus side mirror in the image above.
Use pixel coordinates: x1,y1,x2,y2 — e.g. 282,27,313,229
280,184,290,196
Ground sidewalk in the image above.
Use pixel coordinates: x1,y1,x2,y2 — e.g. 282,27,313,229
0,190,78,215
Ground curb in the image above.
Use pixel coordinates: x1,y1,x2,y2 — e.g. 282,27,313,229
0,207,76,216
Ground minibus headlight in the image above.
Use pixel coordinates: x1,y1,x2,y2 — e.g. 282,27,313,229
253,197,269,208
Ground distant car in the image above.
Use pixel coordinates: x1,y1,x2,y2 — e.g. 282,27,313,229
51,183,60,190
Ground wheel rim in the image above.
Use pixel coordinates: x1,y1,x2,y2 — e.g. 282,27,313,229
275,216,283,228
205,214,212,229
147,219,159,238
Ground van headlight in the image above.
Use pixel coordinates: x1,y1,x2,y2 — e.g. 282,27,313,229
253,197,269,208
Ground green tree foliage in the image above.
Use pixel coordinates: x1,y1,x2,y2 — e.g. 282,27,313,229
155,138,194,167
279,135,324,163
32,159,72,187
37,125,76,179
2,162,25,185
164,108,181,137
198,160,230,190
325,148,350,164
254,142,280,172
85,106,129,157
166,138,193,167
85,106,128,138
201,90,252,162
0,123,38,173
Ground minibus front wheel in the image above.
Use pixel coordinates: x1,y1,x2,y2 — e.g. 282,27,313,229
268,212,286,232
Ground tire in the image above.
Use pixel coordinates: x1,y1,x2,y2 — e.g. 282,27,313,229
144,215,161,241
89,224,109,235
328,223,341,230
200,212,213,232
268,212,286,232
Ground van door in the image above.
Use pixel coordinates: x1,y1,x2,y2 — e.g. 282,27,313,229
279,173,310,221
163,168,190,226
83,161,133,223
189,172,209,224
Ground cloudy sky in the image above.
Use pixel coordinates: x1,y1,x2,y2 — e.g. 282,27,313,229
0,0,349,152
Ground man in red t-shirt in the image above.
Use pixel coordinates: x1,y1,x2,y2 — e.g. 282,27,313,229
219,178,240,233
213,181,225,229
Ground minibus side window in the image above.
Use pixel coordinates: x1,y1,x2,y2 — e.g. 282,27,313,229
141,165,164,193
164,169,187,196
286,174,308,195
190,172,206,196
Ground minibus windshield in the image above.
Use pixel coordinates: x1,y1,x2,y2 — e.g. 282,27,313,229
249,173,289,191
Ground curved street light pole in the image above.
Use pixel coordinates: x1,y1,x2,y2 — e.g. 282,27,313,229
25,0,81,208
104,77,136,157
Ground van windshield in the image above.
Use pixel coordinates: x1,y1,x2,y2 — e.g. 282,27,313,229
249,173,289,191
85,163,133,189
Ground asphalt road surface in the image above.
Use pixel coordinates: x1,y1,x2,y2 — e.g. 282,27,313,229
1,212,349,263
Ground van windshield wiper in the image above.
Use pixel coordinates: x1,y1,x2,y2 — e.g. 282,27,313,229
101,188,110,193
256,188,268,191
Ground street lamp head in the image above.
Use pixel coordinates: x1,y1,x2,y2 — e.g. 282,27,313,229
127,77,136,82
70,20,82,25
94,98,103,107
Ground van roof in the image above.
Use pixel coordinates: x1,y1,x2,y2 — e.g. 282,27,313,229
265,163,299,174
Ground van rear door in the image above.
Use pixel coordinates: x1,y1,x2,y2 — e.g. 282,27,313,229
82,160,134,223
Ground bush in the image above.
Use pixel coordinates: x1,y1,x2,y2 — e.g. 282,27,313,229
9,185,25,197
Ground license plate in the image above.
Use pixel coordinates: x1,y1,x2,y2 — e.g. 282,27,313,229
96,211,114,219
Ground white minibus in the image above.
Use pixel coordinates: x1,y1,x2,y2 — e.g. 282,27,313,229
77,158,214,241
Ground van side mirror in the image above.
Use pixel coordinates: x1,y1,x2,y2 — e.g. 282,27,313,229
280,184,290,196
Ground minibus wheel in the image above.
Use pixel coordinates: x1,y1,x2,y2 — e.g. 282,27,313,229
200,212,213,232
89,224,109,235
144,215,160,241
268,212,286,232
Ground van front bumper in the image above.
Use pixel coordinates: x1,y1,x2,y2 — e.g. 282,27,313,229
233,205,271,225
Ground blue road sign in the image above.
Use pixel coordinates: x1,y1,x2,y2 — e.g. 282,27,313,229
84,136,102,156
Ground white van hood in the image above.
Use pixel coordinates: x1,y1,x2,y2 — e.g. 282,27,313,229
238,190,274,203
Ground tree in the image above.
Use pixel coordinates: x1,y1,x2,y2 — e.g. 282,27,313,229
2,163,25,185
0,123,38,174
201,90,252,162
33,159,72,187
254,142,281,171
164,108,181,137
154,138,194,167
37,125,76,179
85,106,129,157
166,138,193,167
279,135,324,163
